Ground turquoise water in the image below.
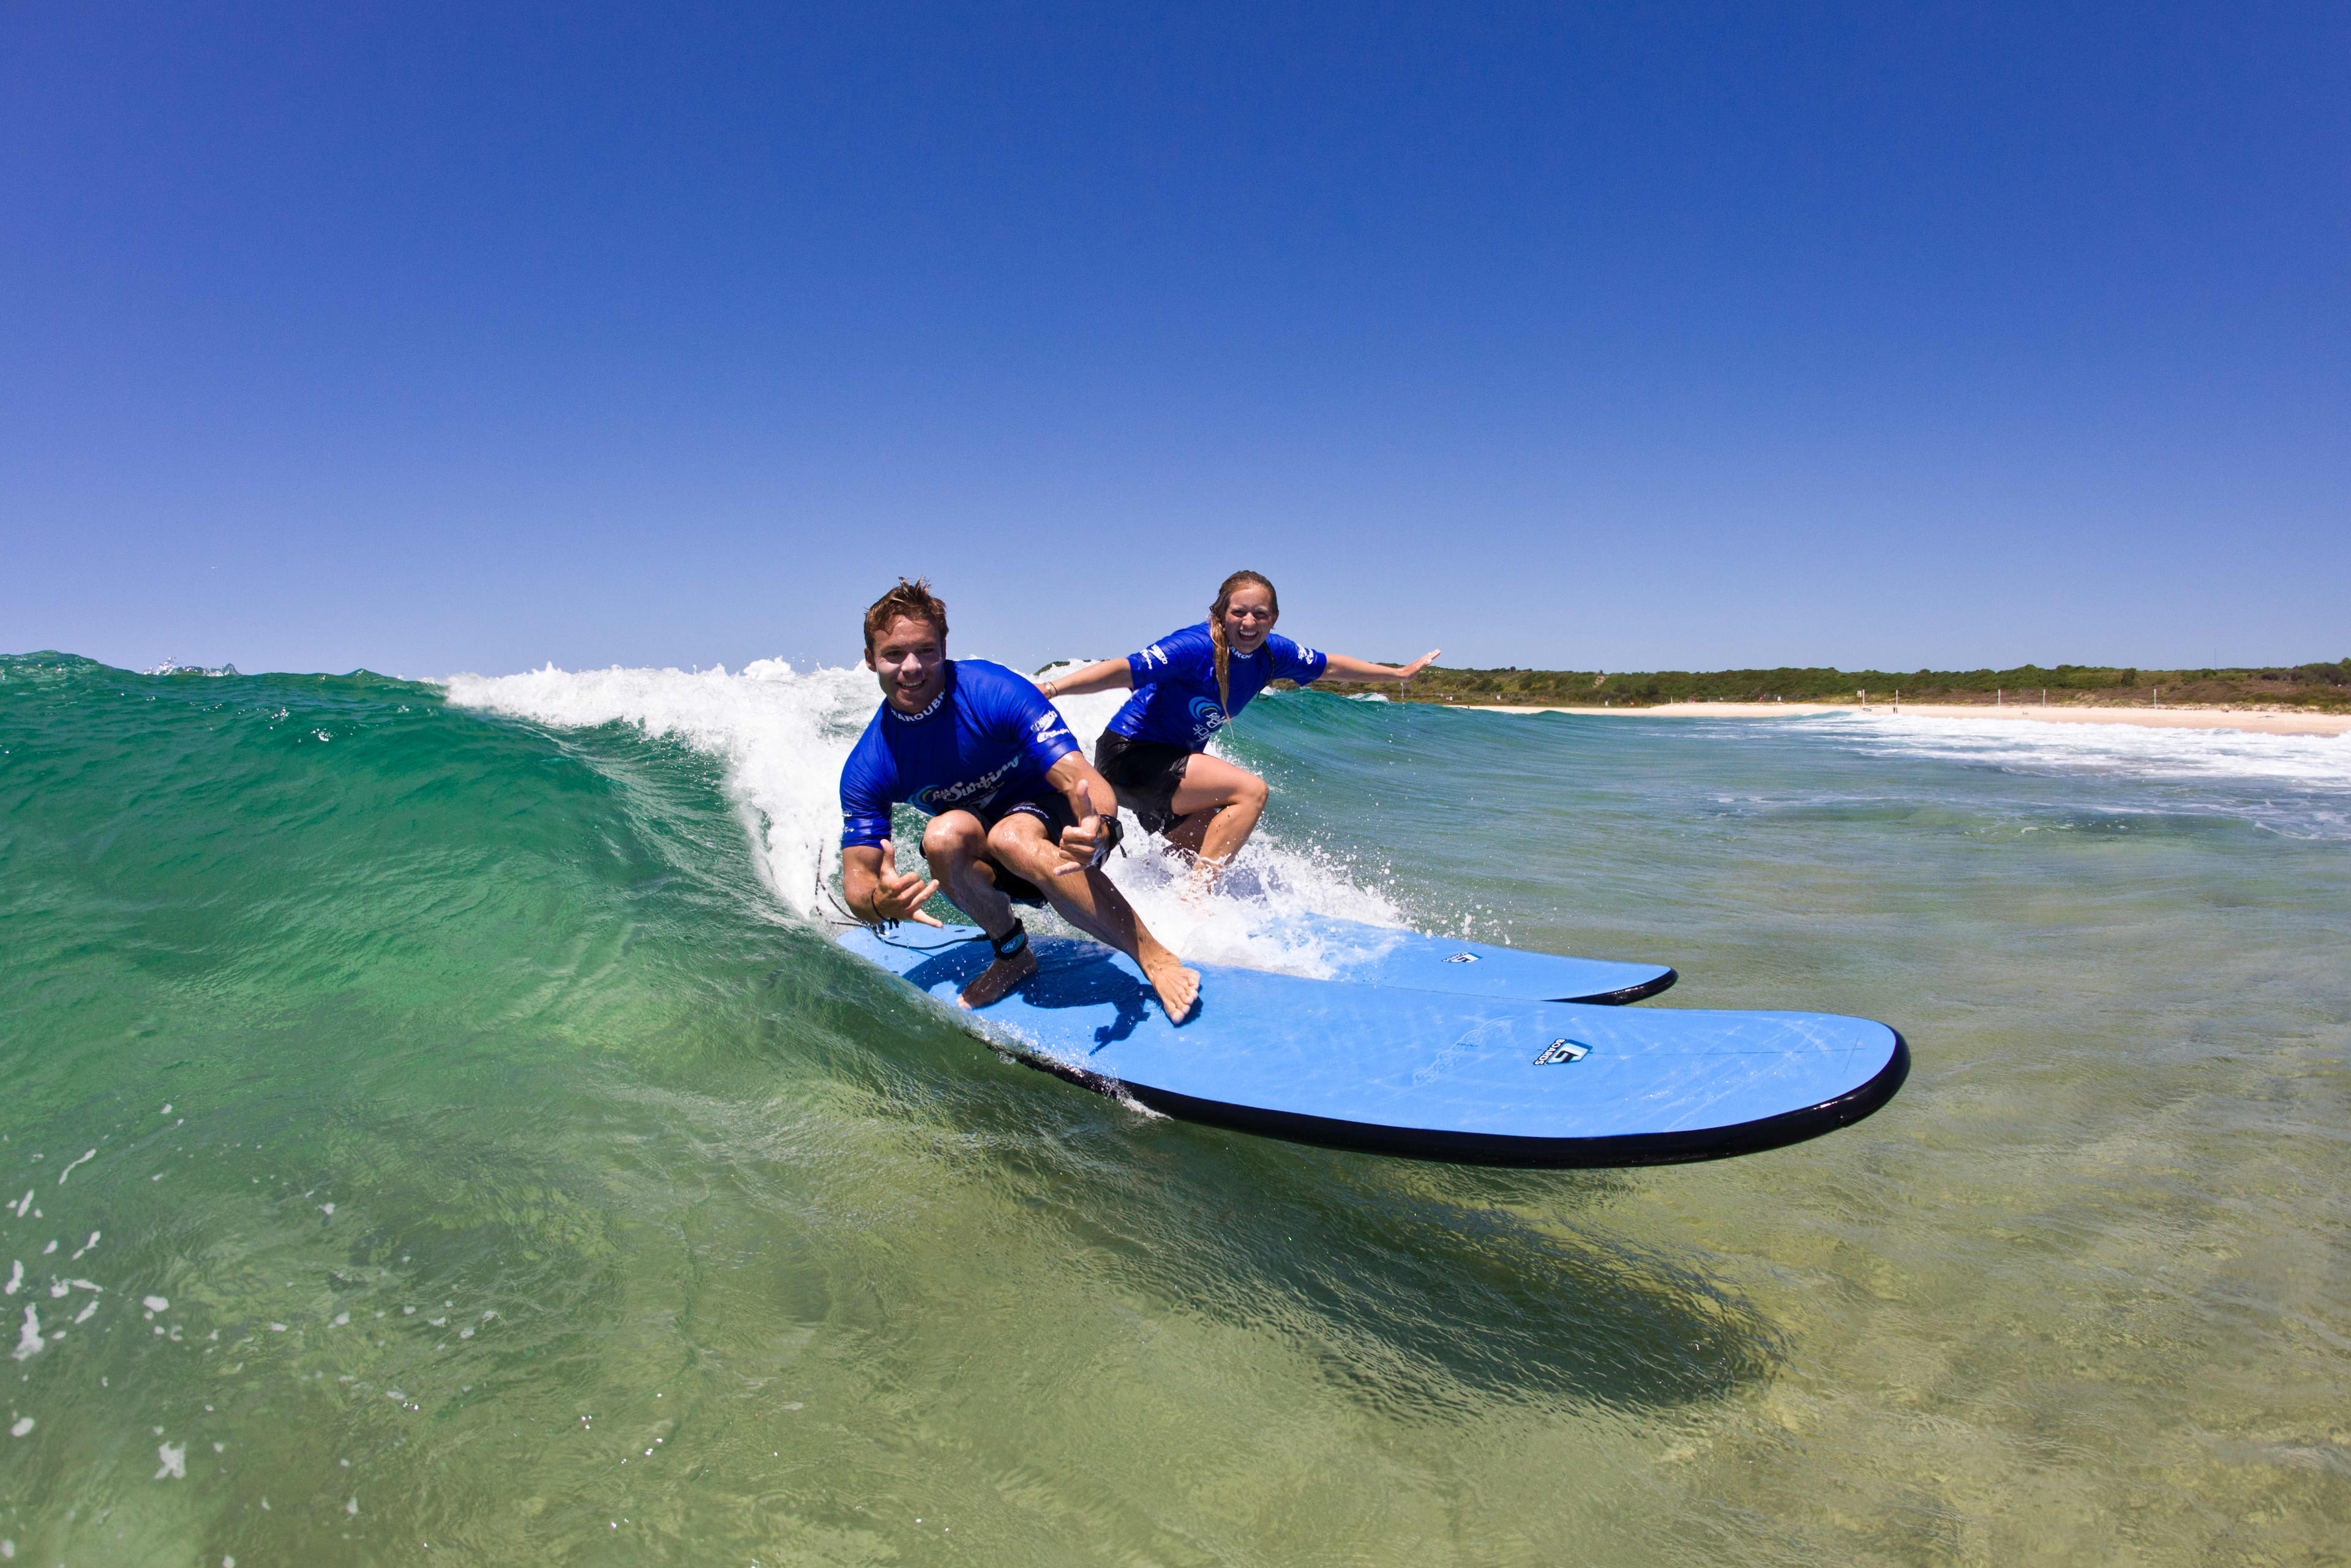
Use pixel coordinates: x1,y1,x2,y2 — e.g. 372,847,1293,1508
2,650,2347,1564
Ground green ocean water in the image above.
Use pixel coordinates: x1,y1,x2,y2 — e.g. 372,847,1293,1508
2,650,2347,1564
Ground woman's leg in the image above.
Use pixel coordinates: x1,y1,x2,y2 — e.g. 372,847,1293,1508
1164,752,1269,893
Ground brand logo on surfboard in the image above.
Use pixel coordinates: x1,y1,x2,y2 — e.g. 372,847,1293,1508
1533,1039,1589,1065
1444,953,1479,964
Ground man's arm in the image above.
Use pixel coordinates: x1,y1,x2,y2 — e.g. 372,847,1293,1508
1043,752,1118,877
842,841,945,926
1038,659,1134,700
1321,650,1442,683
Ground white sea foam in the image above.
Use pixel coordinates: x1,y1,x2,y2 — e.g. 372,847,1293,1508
1818,712,2351,790
446,658,1403,974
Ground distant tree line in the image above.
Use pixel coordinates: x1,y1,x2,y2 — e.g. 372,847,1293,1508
1301,658,2351,711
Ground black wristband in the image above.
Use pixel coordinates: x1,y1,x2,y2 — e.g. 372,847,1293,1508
1088,814,1125,868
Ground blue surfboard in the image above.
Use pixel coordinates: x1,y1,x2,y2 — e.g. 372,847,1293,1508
1237,912,1676,1005
839,926,1907,1168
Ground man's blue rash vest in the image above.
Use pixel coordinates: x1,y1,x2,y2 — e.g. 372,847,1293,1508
1104,623,1328,748
839,660,1080,849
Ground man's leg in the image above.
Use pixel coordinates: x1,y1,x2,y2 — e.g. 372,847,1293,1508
984,814,1201,1022
922,811,1036,1008
1161,754,1269,895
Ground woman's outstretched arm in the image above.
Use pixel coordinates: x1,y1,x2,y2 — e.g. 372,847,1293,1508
1038,658,1134,700
1321,650,1441,683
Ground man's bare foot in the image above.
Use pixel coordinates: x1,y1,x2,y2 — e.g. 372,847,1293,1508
959,945,1037,1009
1138,948,1202,1022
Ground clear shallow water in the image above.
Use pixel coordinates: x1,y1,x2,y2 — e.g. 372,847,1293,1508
1,651,2346,1564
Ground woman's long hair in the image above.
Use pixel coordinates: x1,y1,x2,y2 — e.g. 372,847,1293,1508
1207,570,1279,724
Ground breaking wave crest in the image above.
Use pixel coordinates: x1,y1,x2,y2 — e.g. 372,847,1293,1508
446,658,1408,978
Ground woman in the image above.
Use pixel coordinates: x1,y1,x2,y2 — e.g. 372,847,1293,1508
1042,571,1439,895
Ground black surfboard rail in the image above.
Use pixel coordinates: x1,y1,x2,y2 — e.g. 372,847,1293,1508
1017,1030,1910,1170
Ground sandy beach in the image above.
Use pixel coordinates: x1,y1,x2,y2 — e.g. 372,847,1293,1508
1473,700,2351,737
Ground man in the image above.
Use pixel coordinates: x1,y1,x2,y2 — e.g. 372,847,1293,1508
839,579,1202,1021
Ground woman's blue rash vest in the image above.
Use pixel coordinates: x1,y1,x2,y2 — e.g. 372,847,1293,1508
839,659,1079,848
1103,623,1329,748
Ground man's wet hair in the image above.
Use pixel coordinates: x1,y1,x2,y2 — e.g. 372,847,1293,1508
863,578,950,655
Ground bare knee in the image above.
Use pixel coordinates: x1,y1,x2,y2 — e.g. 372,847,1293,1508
984,819,1050,875
1237,771,1269,808
922,814,986,871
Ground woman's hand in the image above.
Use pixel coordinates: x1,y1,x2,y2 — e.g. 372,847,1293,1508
1036,658,1134,700
1322,650,1444,683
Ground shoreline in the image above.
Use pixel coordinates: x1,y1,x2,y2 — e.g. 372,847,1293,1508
1461,700,2351,737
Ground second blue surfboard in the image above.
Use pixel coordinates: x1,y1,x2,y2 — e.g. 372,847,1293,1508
1237,912,1675,1004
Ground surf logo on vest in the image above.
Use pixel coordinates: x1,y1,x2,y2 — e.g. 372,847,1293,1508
1187,694,1226,741
909,756,1021,816
1136,642,1172,671
1533,1039,1591,1065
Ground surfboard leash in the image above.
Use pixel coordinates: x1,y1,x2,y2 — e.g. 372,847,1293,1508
814,874,990,953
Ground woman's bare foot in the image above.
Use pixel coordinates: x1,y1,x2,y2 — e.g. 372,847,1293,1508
959,945,1037,1009
1137,947,1202,1022
1180,857,1223,910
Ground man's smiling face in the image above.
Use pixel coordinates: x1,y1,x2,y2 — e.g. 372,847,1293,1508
866,614,947,713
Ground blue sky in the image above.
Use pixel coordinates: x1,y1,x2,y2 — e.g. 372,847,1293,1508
5,2,2344,678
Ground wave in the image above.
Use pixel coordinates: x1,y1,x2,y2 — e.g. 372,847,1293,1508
1745,709,2351,839
138,659,239,677
446,659,1408,978
1815,710,2351,789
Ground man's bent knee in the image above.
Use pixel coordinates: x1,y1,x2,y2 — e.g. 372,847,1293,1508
984,817,1056,874
922,812,988,865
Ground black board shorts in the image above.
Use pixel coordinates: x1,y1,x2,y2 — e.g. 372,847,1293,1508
969,790,1080,907
1093,732,1195,836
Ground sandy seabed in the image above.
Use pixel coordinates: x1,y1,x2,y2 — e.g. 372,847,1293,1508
1474,700,2351,737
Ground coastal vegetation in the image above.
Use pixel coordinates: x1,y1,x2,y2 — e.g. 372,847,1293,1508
1306,659,2351,711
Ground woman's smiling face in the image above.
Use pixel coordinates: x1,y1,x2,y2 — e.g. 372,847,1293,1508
1220,583,1276,653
